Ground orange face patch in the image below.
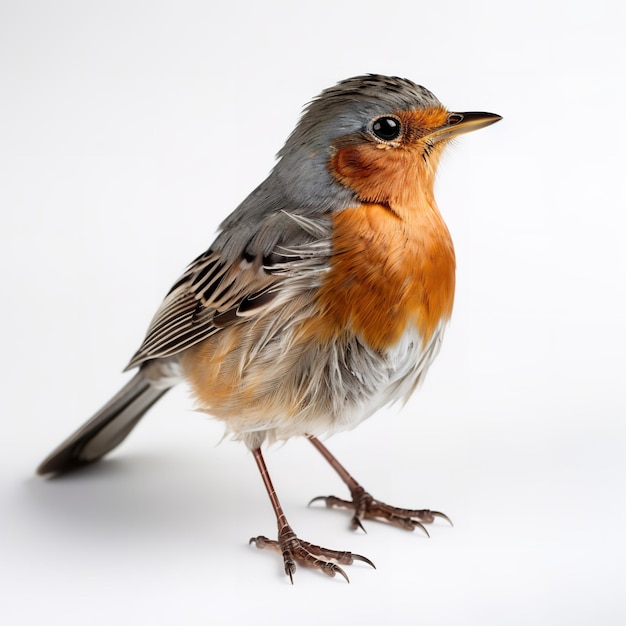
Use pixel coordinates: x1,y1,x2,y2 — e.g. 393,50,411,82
329,106,450,207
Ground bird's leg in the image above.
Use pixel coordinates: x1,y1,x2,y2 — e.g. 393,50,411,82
307,436,452,534
248,447,375,583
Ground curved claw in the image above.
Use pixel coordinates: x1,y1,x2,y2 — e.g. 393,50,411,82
431,510,454,527
352,515,367,533
411,520,430,537
352,553,376,569
308,495,328,507
286,562,296,585
333,564,350,583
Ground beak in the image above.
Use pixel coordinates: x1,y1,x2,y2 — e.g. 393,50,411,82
427,111,502,143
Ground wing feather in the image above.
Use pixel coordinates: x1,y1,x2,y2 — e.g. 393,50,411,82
125,212,332,370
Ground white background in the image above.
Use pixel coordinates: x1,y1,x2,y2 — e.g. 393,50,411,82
2,1,625,624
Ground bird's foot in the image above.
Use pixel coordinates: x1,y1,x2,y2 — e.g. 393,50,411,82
249,523,375,583
309,485,452,535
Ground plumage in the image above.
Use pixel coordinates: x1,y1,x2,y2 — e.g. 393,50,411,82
37,74,500,583
38,72,496,465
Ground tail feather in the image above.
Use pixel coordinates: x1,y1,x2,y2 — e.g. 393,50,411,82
37,370,170,476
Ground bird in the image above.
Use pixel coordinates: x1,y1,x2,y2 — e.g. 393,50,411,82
37,74,501,583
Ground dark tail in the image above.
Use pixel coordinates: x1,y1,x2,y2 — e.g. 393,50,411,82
37,369,170,476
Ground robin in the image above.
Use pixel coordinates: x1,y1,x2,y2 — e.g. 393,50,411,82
37,74,501,582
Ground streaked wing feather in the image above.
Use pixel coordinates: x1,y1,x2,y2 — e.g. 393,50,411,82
125,212,333,370
126,254,272,369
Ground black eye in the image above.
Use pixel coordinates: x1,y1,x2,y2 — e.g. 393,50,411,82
372,116,401,141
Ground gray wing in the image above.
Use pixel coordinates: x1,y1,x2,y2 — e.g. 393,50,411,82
125,210,331,370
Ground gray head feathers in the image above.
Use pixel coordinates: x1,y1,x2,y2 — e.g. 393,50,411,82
217,75,442,257
279,74,442,160
272,75,442,210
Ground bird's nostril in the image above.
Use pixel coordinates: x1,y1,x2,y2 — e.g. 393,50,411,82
447,113,464,125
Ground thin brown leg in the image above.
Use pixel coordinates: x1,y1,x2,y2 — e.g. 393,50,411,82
307,435,452,533
248,447,375,583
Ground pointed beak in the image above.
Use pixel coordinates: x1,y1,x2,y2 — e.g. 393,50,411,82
427,111,502,143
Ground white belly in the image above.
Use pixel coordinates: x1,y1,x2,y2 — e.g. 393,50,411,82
236,322,447,448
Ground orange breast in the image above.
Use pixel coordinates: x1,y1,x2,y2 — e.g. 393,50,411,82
313,202,455,351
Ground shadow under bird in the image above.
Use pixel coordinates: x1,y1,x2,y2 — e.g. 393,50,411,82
38,74,501,583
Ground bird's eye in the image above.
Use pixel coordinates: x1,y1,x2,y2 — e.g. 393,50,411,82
371,116,401,141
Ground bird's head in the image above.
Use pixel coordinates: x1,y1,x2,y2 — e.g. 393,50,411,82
273,74,501,211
